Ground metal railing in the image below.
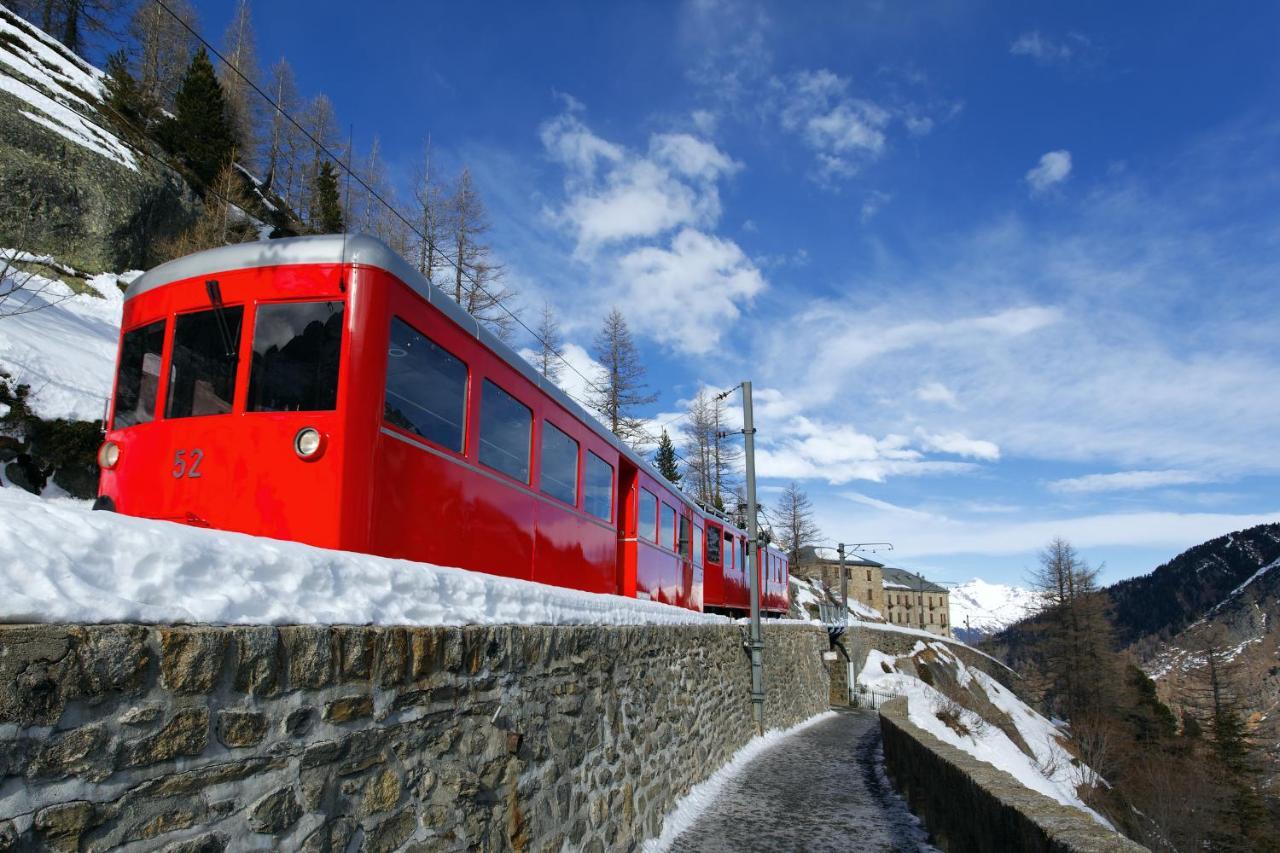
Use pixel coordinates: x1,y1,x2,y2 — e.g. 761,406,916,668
849,684,897,710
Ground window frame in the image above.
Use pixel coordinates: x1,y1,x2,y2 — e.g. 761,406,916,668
678,514,692,559
477,378,533,485
638,488,659,543
246,298,345,414
382,315,470,456
660,503,677,552
111,318,167,430
538,419,580,507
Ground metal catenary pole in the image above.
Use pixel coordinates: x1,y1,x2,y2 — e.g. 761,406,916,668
837,543,848,626
741,381,765,735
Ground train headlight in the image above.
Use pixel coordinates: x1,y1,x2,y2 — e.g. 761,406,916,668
97,441,120,469
294,427,323,460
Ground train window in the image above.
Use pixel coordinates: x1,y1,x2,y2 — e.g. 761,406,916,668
166,306,244,419
660,504,676,551
247,301,343,412
679,515,692,558
706,527,721,564
584,452,613,521
694,525,704,567
479,380,531,483
384,318,467,453
724,532,734,570
540,421,578,505
111,319,166,429
638,488,658,542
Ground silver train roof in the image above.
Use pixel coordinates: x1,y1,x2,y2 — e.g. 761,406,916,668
126,234,741,526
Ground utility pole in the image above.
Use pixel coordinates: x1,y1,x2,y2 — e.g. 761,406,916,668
722,381,765,735
836,543,849,626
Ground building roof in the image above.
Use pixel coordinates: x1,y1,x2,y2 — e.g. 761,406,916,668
794,545,885,569
881,567,948,594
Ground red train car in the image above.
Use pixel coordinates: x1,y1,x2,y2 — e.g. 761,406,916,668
94,235,787,615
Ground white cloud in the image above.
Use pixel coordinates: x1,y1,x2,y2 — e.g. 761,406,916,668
1026,150,1072,193
1047,470,1218,495
615,228,766,354
917,431,1000,462
515,342,607,416
860,190,892,223
915,381,958,407
1010,31,1095,67
776,70,891,182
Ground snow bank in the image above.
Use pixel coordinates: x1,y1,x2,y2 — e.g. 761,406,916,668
858,643,1111,826
641,710,836,852
0,255,130,420
0,487,728,627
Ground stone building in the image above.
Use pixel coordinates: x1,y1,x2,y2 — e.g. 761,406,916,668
794,546,886,616
882,566,951,637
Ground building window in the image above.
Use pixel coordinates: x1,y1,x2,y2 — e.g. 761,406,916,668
247,301,343,412
479,380,531,483
639,488,658,542
865,569,871,582
167,306,244,419
584,452,613,521
384,317,467,452
540,421,578,505
112,319,166,429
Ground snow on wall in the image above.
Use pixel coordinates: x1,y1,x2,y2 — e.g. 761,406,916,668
0,486,730,627
0,253,131,420
0,10,138,170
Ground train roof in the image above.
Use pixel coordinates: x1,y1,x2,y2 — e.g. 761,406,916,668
125,234,763,538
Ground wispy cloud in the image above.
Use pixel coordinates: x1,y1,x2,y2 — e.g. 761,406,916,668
1048,470,1218,494
1026,150,1072,193
1010,31,1092,66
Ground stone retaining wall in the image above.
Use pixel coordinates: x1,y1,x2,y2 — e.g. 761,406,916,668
877,698,1146,853
0,622,829,851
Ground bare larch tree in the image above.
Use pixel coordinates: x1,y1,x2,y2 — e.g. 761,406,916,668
588,308,656,447
448,167,515,339
774,481,821,562
533,301,565,384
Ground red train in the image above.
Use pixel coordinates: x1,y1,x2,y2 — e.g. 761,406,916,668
94,235,789,616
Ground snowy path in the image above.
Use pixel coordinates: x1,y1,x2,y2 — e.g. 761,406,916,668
670,710,936,852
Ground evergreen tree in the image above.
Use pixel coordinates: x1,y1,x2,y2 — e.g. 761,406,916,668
103,49,147,130
311,161,344,234
161,47,236,190
655,430,681,485
588,308,657,447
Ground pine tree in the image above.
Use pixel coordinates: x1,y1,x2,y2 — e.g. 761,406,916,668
103,49,147,131
311,161,344,234
655,430,681,485
588,309,657,447
533,301,564,384
774,481,820,562
161,47,236,190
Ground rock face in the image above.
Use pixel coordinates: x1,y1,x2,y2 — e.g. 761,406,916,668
0,8,199,273
0,622,830,851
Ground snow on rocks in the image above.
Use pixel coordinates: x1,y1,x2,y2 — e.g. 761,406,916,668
948,577,1038,636
0,253,131,421
857,641,1112,827
0,9,138,170
0,486,729,627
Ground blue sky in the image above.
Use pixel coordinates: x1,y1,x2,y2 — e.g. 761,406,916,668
201,0,1280,588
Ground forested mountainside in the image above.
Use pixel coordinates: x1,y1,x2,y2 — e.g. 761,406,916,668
1108,524,1280,647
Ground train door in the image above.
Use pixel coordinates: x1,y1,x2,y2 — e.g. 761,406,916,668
615,458,639,598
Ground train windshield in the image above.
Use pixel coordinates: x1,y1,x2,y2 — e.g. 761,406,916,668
111,319,166,429
247,301,344,412
166,307,243,419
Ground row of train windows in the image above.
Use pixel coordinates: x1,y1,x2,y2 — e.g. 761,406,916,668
383,317,613,522
635,489,704,565
113,301,345,428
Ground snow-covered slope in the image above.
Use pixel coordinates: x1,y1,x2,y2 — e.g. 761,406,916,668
0,252,132,420
949,578,1038,641
859,639,1111,827
0,7,136,170
0,486,726,626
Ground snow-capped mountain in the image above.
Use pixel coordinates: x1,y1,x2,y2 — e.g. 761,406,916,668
949,578,1039,643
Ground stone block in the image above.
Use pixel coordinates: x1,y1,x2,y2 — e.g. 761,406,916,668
0,821,14,852
70,624,150,697
0,625,74,725
362,807,415,852
300,818,354,853
284,706,315,737
158,833,228,853
160,627,228,694
359,767,402,816
248,786,302,835
375,628,408,688
233,627,282,696
119,704,162,725
142,757,271,797
282,626,336,690
339,627,376,681
216,709,267,748
33,800,94,847
27,723,106,780
408,628,442,681
121,707,210,767
324,694,373,724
